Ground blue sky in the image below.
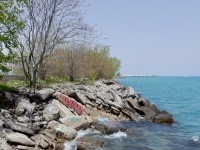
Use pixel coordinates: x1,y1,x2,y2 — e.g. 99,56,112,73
84,0,200,76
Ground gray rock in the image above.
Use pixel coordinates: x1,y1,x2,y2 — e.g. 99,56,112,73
52,99,75,118
68,91,88,104
60,116,90,130
36,88,55,100
47,120,60,129
43,104,60,121
18,116,30,123
6,121,34,135
16,145,40,150
6,132,35,146
16,99,34,116
92,118,126,134
110,91,122,105
0,138,13,150
127,86,138,98
0,120,5,131
34,116,41,122
55,124,77,140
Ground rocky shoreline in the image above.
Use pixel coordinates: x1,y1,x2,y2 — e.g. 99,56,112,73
0,79,173,150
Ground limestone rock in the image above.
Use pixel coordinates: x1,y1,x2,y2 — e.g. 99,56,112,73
16,145,40,150
36,88,55,100
6,132,35,146
47,120,60,129
6,121,34,135
127,86,138,98
43,104,60,121
60,116,90,130
15,99,34,116
68,91,88,104
55,124,77,140
92,118,126,134
110,90,122,105
0,138,13,150
52,99,74,118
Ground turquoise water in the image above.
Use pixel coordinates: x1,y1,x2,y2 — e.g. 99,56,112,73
114,76,200,150
65,76,200,150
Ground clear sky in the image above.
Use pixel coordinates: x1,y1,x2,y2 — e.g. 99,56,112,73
84,0,200,76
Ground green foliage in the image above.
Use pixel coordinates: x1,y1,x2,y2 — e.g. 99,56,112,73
87,70,97,83
38,76,69,88
86,45,121,80
109,57,121,76
0,82,18,91
6,79,28,87
0,0,26,72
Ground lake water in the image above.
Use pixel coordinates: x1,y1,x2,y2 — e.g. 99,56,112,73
65,76,200,150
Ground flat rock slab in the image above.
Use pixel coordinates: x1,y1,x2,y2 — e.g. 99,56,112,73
52,99,75,118
7,121,34,135
92,118,126,134
6,132,35,146
60,116,90,130
53,92,86,115
56,124,77,140
36,88,55,100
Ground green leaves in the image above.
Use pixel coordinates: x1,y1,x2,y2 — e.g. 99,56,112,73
0,0,25,72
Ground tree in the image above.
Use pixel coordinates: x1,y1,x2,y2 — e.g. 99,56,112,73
0,0,25,72
16,0,97,91
109,57,121,76
84,45,121,80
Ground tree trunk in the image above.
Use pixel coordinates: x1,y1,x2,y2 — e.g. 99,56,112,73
70,76,74,81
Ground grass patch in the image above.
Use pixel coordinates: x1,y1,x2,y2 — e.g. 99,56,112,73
0,82,19,91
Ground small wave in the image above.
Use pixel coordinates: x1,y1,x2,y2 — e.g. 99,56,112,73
104,131,127,138
64,141,77,150
191,135,199,142
75,128,93,139
64,129,93,150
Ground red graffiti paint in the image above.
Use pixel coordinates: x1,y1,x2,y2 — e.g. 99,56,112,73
58,94,86,115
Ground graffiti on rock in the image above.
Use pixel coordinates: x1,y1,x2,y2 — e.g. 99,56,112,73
59,94,86,115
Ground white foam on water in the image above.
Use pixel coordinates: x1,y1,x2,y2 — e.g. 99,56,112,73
64,141,77,150
191,135,199,142
64,128,93,150
75,128,93,139
104,131,127,139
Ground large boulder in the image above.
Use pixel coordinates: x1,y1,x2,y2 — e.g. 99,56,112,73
53,92,86,115
43,104,60,121
92,118,126,134
60,116,90,130
6,121,34,135
6,132,35,146
36,88,55,100
55,124,77,140
52,99,75,118
152,110,173,124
